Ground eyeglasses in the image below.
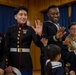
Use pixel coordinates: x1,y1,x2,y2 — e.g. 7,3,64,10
70,28,76,31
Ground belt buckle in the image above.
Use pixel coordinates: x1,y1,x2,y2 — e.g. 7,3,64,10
18,48,22,52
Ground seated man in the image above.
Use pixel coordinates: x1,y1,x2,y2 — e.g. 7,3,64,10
64,22,76,73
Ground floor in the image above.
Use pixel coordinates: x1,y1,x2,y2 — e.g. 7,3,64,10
33,70,41,75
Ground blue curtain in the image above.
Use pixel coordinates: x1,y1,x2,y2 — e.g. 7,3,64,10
59,6,69,35
44,12,49,21
0,5,17,34
71,4,76,22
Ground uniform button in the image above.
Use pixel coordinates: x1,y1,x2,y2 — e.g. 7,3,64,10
17,41,19,44
17,37,19,40
18,34,20,36
18,31,21,33
17,45,19,48
19,28,21,30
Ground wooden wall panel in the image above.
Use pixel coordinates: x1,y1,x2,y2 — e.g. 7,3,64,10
38,0,76,11
0,0,28,7
28,0,41,70
60,0,75,5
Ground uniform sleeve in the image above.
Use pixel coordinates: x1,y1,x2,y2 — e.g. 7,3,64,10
41,46,48,58
0,33,6,69
31,27,43,47
33,33,43,47
5,28,11,66
42,22,58,44
43,22,66,48
42,22,48,38
5,28,10,54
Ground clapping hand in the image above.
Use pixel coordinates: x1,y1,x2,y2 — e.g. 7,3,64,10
63,37,70,45
56,27,66,39
69,70,76,75
41,38,48,46
5,66,13,73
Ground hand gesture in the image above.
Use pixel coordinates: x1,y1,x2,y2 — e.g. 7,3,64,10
63,37,70,45
31,19,42,36
0,69,4,75
41,38,48,46
56,27,66,39
5,66,13,73
69,70,76,75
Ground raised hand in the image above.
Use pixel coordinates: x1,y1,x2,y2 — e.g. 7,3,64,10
31,19,42,36
0,69,4,75
63,37,70,45
69,70,76,75
5,66,13,73
41,38,48,46
56,27,66,39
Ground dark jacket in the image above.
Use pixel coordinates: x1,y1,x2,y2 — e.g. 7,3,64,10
51,67,65,75
42,21,68,55
42,21,64,47
46,60,66,75
5,24,42,70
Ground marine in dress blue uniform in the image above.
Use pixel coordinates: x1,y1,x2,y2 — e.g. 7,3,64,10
5,23,42,75
5,6,42,75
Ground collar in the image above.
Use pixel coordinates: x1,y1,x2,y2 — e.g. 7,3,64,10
51,61,62,69
46,59,50,65
17,23,27,27
46,20,60,30
46,20,59,25
68,34,76,41
46,59,62,69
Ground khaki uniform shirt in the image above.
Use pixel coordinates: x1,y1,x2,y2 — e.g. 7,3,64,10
67,34,76,52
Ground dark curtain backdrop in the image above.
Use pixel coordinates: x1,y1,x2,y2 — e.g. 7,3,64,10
44,6,69,35
44,12,49,21
59,6,69,35
0,5,17,34
71,4,76,22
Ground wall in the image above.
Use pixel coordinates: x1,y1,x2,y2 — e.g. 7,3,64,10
0,0,28,7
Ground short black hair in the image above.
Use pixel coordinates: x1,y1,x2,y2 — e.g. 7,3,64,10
46,44,61,60
68,22,76,29
14,6,28,15
47,5,58,13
